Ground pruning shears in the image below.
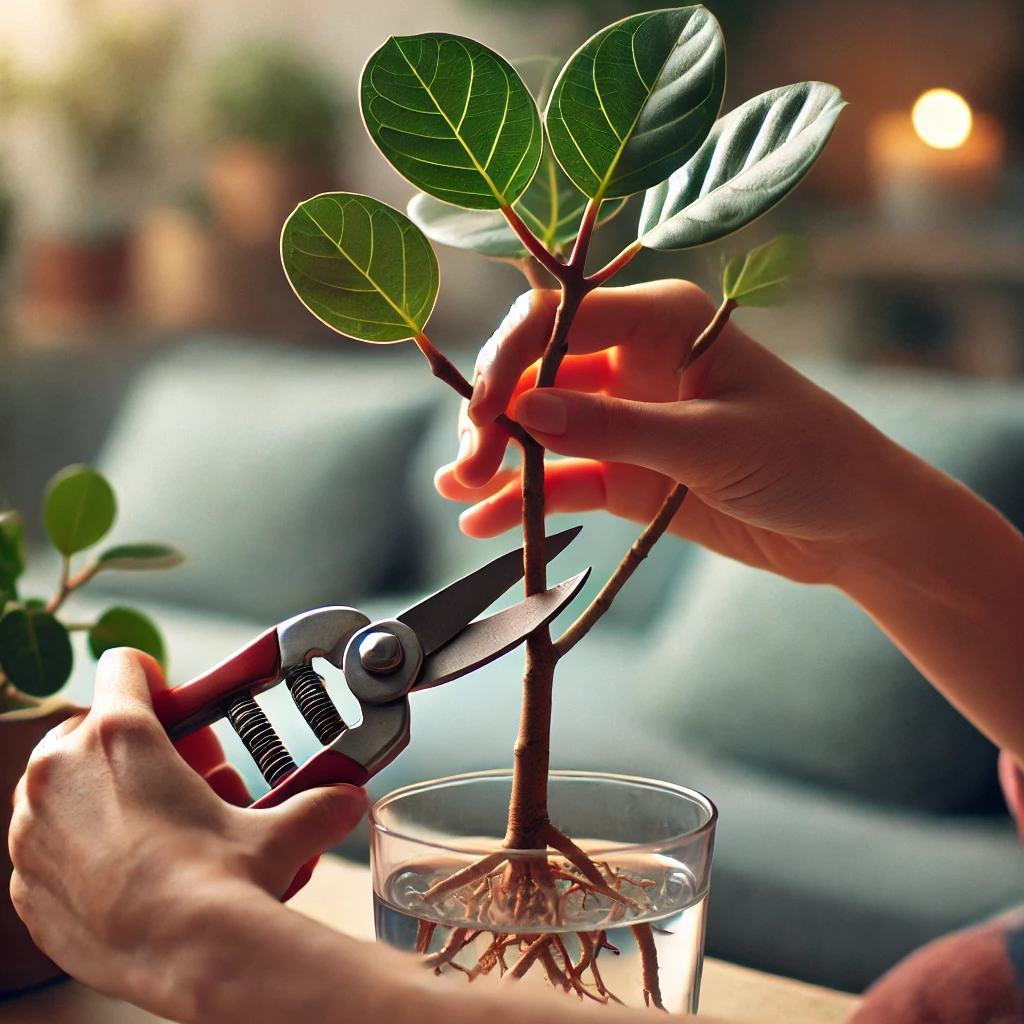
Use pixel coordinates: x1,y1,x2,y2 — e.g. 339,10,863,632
153,527,588,898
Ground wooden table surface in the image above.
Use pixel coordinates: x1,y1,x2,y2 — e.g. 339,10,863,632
1,857,859,1024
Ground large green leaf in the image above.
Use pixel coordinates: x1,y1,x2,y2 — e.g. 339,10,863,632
89,607,166,669
639,82,846,250
0,608,72,697
545,7,725,201
282,193,439,343
0,512,25,604
722,235,807,307
96,544,185,572
43,465,117,556
361,34,543,210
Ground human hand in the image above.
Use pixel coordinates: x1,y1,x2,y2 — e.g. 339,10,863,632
436,280,915,585
9,649,367,1013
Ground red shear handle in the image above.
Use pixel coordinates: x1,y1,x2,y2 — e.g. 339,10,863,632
252,747,371,901
152,626,282,738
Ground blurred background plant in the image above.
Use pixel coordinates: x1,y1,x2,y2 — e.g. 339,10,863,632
0,465,182,714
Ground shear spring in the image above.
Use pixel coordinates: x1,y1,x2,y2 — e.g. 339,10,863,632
223,694,296,786
285,663,346,745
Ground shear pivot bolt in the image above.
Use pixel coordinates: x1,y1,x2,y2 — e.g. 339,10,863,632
359,631,404,674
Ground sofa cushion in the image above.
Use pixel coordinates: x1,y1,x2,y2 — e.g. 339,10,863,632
93,338,438,624
640,363,1024,814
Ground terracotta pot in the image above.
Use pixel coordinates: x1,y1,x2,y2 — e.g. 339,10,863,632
21,234,129,311
0,697,80,995
205,141,336,245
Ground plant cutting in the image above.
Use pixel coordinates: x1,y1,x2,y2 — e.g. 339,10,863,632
0,463,181,993
280,6,844,1010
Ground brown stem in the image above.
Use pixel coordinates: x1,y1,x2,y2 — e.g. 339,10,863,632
413,333,529,448
586,239,642,287
555,298,739,656
45,555,71,615
501,206,566,281
631,924,666,1010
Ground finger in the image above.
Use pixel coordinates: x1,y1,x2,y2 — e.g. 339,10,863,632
513,388,713,483
436,463,519,504
92,648,162,715
454,399,513,489
203,763,252,808
258,785,369,889
469,290,557,426
457,460,673,537
469,281,716,426
174,728,231,779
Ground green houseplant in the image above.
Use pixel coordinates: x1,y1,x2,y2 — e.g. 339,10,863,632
280,6,844,1009
0,464,181,993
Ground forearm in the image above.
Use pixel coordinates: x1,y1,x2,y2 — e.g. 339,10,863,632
836,444,1024,762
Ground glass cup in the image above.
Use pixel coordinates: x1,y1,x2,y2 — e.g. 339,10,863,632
371,770,717,1013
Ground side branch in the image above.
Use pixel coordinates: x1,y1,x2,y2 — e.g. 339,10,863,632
501,206,566,281
554,298,738,656
586,239,642,287
414,334,529,448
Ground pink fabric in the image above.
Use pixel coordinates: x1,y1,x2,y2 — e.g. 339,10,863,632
843,751,1024,1023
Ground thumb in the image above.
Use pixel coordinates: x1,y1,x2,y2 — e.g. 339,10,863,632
514,388,710,483
258,784,368,885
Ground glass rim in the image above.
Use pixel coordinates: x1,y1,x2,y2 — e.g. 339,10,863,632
369,768,718,858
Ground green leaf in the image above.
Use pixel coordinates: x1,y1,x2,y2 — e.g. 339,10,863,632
96,544,186,572
282,193,439,343
361,34,543,210
722,235,807,307
639,82,846,251
43,465,117,556
545,7,725,201
0,608,72,697
406,55,625,260
0,511,25,603
89,607,166,669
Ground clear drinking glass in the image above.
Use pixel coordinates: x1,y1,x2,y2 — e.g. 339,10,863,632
371,770,717,1013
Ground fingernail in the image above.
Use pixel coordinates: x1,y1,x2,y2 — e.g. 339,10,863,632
457,428,475,462
468,373,488,417
517,392,567,436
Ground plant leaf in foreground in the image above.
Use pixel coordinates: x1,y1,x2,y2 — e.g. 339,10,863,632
0,607,72,697
361,33,542,210
546,6,725,200
282,193,439,342
89,607,166,669
639,82,846,250
43,465,117,557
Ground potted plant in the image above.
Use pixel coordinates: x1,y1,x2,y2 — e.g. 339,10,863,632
0,465,181,995
201,41,342,246
280,7,843,1011
0,5,182,331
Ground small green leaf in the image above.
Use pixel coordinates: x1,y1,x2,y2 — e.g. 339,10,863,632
361,34,543,210
43,465,117,556
0,608,72,697
639,82,846,251
89,607,166,669
96,544,185,572
282,193,439,343
546,7,725,201
0,511,25,603
722,235,807,307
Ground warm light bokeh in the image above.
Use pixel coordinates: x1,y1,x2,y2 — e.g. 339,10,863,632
912,88,973,150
